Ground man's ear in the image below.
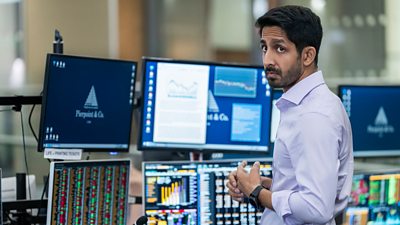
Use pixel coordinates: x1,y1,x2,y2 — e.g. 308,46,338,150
302,46,316,67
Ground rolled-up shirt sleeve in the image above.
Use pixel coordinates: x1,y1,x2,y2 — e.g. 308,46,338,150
272,112,340,224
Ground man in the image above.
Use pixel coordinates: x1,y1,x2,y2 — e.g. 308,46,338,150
227,5,353,225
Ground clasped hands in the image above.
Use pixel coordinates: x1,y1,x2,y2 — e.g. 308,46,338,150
226,161,272,202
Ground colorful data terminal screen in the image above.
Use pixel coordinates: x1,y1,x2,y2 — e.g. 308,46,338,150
46,160,130,225
143,160,272,225
345,172,400,224
139,57,272,153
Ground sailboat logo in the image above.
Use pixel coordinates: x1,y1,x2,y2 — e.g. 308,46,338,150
367,106,394,137
206,90,229,122
75,85,104,121
84,86,98,109
208,90,219,113
374,107,388,125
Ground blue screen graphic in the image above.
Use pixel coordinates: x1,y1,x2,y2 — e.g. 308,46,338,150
231,103,262,142
214,67,257,98
139,58,272,152
38,54,136,152
209,88,283,160
339,85,400,156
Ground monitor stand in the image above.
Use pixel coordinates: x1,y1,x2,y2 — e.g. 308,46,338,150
189,152,203,162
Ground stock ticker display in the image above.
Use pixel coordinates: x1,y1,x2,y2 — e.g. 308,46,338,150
143,160,272,225
47,160,130,225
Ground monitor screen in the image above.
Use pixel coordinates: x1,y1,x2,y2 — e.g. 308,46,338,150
38,54,137,152
339,85,400,156
46,159,131,225
345,172,400,224
368,173,400,224
139,58,272,152
350,173,370,207
344,207,369,225
143,160,272,225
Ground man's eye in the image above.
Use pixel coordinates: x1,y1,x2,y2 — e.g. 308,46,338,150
261,45,267,53
277,46,285,53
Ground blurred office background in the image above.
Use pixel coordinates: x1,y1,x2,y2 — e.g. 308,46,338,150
1,0,400,186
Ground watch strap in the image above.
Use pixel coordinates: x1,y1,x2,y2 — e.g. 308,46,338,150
250,185,264,209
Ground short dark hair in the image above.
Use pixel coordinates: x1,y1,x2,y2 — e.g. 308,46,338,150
255,5,323,65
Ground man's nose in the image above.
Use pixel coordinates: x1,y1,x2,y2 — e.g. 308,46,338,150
262,51,274,67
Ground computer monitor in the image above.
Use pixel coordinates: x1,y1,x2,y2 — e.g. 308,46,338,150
368,173,400,224
143,160,272,225
46,159,131,225
38,54,137,152
338,85,400,157
345,171,400,224
139,57,272,153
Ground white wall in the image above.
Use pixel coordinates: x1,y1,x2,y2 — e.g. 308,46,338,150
385,0,400,81
23,0,114,85
209,0,252,50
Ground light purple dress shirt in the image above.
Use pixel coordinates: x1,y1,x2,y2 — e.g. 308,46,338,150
260,71,353,225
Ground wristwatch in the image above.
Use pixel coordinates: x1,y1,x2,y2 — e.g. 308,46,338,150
249,185,264,209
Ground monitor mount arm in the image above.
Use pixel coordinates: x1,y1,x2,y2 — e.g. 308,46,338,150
0,29,63,111
0,96,42,111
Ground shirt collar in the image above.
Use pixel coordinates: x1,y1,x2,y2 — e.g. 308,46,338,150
279,70,325,106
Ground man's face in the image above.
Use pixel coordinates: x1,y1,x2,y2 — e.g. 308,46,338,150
260,26,303,90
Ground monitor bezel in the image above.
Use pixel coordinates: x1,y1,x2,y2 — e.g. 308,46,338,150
138,56,272,153
38,53,137,152
338,84,400,157
46,159,131,225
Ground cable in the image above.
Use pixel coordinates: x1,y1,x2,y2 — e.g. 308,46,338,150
20,109,32,200
28,104,38,142
40,172,49,204
36,172,50,217
5,210,18,224
28,91,42,143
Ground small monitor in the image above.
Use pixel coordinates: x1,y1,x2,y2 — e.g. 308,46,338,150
139,57,272,152
143,160,272,225
38,54,137,152
46,159,131,225
338,85,400,157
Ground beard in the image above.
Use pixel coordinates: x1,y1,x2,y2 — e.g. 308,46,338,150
265,59,303,89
